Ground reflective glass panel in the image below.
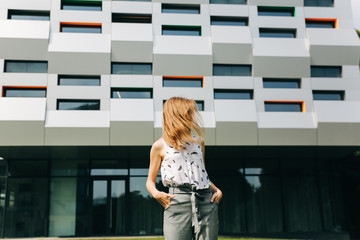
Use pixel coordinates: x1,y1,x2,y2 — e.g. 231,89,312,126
213,64,252,76
163,77,203,87
311,66,342,77
3,88,46,98
91,159,128,176
58,75,100,86
111,88,152,99
51,158,88,176
57,100,100,110
112,63,152,75
263,78,300,88
92,180,107,235
313,91,344,100
211,16,248,26
258,7,295,17
4,61,48,73
214,89,253,99
259,28,296,38
210,0,247,4
265,102,302,112
61,25,101,33
110,180,126,235
61,0,102,11
306,20,335,28
9,160,47,177
162,4,200,14
162,26,201,36
196,101,204,111
304,0,334,7
0,179,5,232
112,13,151,23
8,10,50,20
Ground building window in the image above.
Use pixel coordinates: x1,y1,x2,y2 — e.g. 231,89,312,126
210,0,247,4
57,99,100,110
313,90,345,100
195,100,204,111
259,28,296,38
210,16,248,26
111,88,153,99
162,4,200,14
311,66,342,78
305,19,337,28
265,101,304,112
8,10,50,21
4,60,48,73
214,89,253,99
163,77,203,88
112,13,152,23
111,63,152,75
60,22,102,33
263,78,301,88
258,6,295,17
61,0,102,11
162,26,201,36
58,75,101,86
2,87,46,98
213,64,252,76
304,0,334,7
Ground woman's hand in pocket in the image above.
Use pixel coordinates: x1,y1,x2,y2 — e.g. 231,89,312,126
154,191,175,209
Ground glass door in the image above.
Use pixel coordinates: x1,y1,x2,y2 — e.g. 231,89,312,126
91,179,126,235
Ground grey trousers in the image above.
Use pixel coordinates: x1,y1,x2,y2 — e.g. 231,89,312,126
163,187,219,240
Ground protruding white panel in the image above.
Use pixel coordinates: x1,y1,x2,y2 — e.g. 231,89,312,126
210,4,249,17
0,73,47,87
152,0,208,3
0,98,46,145
153,36,212,76
48,33,111,74
215,100,258,145
111,75,153,88
213,77,254,89
0,0,51,10
0,20,50,59
112,1,152,13
307,29,360,65
253,38,310,78
249,0,303,6
111,23,153,62
211,26,252,64
110,99,154,145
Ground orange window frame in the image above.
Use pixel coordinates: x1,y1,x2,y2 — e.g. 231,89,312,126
305,18,338,29
264,101,306,112
60,22,102,32
163,76,204,88
2,86,47,97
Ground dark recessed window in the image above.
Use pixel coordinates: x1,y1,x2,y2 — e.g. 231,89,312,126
61,0,102,11
163,77,203,88
4,60,48,73
313,90,345,100
111,63,152,75
195,101,204,111
304,0,334,7
162,26,201,36
213,64,252,76
8,10,50,21
311,66,342,78
263,78,301,88
214,89,253,99
306,19,336,28
259,28,296,38
112,13,152,23
258,6,295,17
210,0,247,4
60,23,102,33
162,4,200,14
3,87,46,98
210,16,248,26
111,88,153,99
57,99,100,110
58,75,100,86
265,102,303,112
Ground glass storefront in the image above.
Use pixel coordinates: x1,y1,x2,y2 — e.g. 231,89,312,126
0,146,358,239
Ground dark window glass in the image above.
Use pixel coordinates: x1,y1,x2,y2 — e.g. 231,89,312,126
259,28,296,38
258,6,295,17
51,157,89,176
263,78,301,88
57,100,100,110
163,77,203,87
60,24,102,33
58,75,101,86
162,26,201,36
61,0,102,11
3,87,46,98
91,159,128,176
313,90,345,100
0,178,5,232
304,0,334,7
111,88,153,99
162,4,200,14
265,102,303,112
214,89,253,99
196,100,204,111
111,63,152,75
4,60,48,73
210,0,247,4
112,13,152,23
9,160,47,177
213,64,252,76
306,20,335,28
311,66,342,78
113,0,150,1
8,10,50,21
211,16,248,26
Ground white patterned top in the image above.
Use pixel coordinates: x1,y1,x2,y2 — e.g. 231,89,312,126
160,138,210,190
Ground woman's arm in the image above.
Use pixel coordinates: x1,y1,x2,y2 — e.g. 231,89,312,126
146,139,175,208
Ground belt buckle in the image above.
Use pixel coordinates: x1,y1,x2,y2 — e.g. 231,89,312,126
190,185,197,191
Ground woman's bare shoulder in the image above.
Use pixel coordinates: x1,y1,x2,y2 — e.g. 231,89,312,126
151,138,164,152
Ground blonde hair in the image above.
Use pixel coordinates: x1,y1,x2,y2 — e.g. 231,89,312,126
163,97,203,150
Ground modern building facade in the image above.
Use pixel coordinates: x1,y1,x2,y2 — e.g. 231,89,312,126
0,0,360,239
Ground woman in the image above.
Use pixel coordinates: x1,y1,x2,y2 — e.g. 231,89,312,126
146,97,222,240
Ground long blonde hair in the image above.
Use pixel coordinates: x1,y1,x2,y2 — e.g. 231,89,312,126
163,97,203,150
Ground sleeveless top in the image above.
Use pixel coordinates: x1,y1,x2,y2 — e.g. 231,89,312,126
160,138,211,190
